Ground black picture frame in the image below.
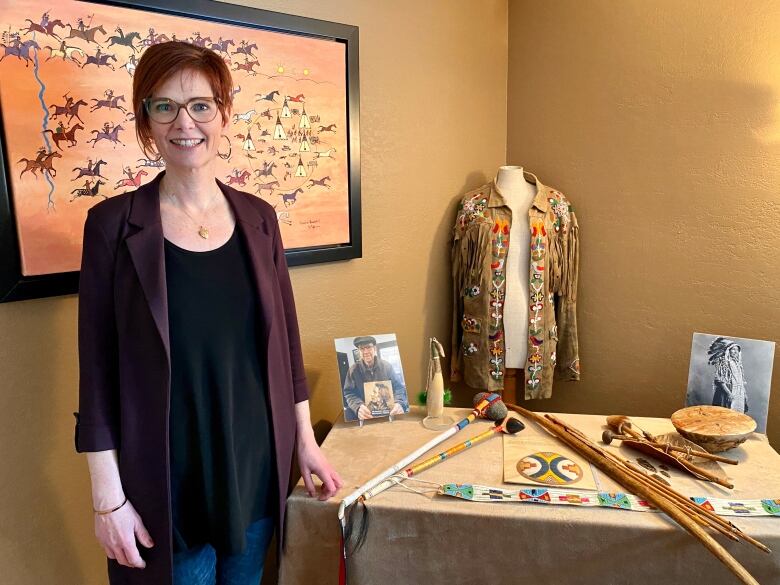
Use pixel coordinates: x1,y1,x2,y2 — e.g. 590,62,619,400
0,0,361,303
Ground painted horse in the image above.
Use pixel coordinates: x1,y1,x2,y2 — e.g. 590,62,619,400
49,99,88,123
232,60,258,75
66,24,107,45
0,40,40,67
71,179,107,202
232,42,258,58
18,151,62,179
42,124,84,150
44,43,85,64
254,161,277,180
88,124,125,148
210,38,235,56
255,90,280,103
115,169,148,189
82,52,117,70
226,170,251,187
72,159,108,180
22,18,66,40
107,28,142,53
90,94,127,113
282,188,304,207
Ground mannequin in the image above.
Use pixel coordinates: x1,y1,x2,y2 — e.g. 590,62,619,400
495,165,537,368
451,166,580,400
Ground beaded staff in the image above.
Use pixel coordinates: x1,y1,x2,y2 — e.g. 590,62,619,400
361,417,525,501
337,392,504,521
337,393,505,585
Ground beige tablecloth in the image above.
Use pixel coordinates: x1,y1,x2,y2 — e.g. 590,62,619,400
280,407,780,584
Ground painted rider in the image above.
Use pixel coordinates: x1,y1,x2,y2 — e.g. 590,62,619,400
40,11,50,29
83,179,92,192
56,121,66,135
146,28,156,45
104,88,114,102
94,47,102,62
86,159,94,173
63,93,74,109
123,166,134,180
34,147,48,163
77,18,86,33
102,122,111,135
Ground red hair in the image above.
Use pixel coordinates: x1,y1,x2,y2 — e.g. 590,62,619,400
132,41,233,159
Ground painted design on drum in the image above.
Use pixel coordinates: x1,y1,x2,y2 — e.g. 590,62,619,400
517,451,583,485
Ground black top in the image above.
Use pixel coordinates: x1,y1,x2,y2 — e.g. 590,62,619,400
165,229,273,555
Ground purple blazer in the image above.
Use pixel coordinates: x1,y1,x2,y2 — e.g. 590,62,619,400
75,171,309,585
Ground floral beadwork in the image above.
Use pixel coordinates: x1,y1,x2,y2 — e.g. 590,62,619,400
549,190,572,234
463,342,478,355
489,355,504,379
465,285,481,298
488,329,504,381
527,218,546,393
492,219,509,258
462,316,481,334
456,193,489,229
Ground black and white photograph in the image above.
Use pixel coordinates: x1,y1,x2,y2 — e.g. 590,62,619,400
685,332,776,433
334,333,409,422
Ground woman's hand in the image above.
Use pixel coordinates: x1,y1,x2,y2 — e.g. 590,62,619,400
297,434,343,501
94,500,154,569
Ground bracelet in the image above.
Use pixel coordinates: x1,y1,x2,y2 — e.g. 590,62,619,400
94,497,128,515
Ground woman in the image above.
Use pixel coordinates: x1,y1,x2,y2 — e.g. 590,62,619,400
75,41,341,585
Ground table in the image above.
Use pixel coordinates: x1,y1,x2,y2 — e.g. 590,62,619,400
279,407,780,584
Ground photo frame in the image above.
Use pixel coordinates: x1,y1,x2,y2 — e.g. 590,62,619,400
0,0,361,302
334,333,409,424
685,332,775,433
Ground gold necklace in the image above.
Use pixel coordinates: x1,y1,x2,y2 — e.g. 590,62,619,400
163,183,220,240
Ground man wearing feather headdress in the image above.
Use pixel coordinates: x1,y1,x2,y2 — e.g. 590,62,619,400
708,337,748,413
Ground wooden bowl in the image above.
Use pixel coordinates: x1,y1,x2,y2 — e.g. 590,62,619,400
671,405,756,453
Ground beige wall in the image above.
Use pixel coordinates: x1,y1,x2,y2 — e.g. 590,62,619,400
507,0,780,442
0,1,507,583
3,0,779,582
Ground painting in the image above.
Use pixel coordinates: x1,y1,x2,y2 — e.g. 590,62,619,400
0,0,361,302
503,434,598,491
685,332,775,433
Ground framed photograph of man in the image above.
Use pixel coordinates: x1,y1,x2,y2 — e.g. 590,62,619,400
685,332,775,433
334,333,409,423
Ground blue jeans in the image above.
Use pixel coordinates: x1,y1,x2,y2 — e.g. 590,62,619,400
172,517,274,585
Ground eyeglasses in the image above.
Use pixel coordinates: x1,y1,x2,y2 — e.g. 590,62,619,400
142,97,221,124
